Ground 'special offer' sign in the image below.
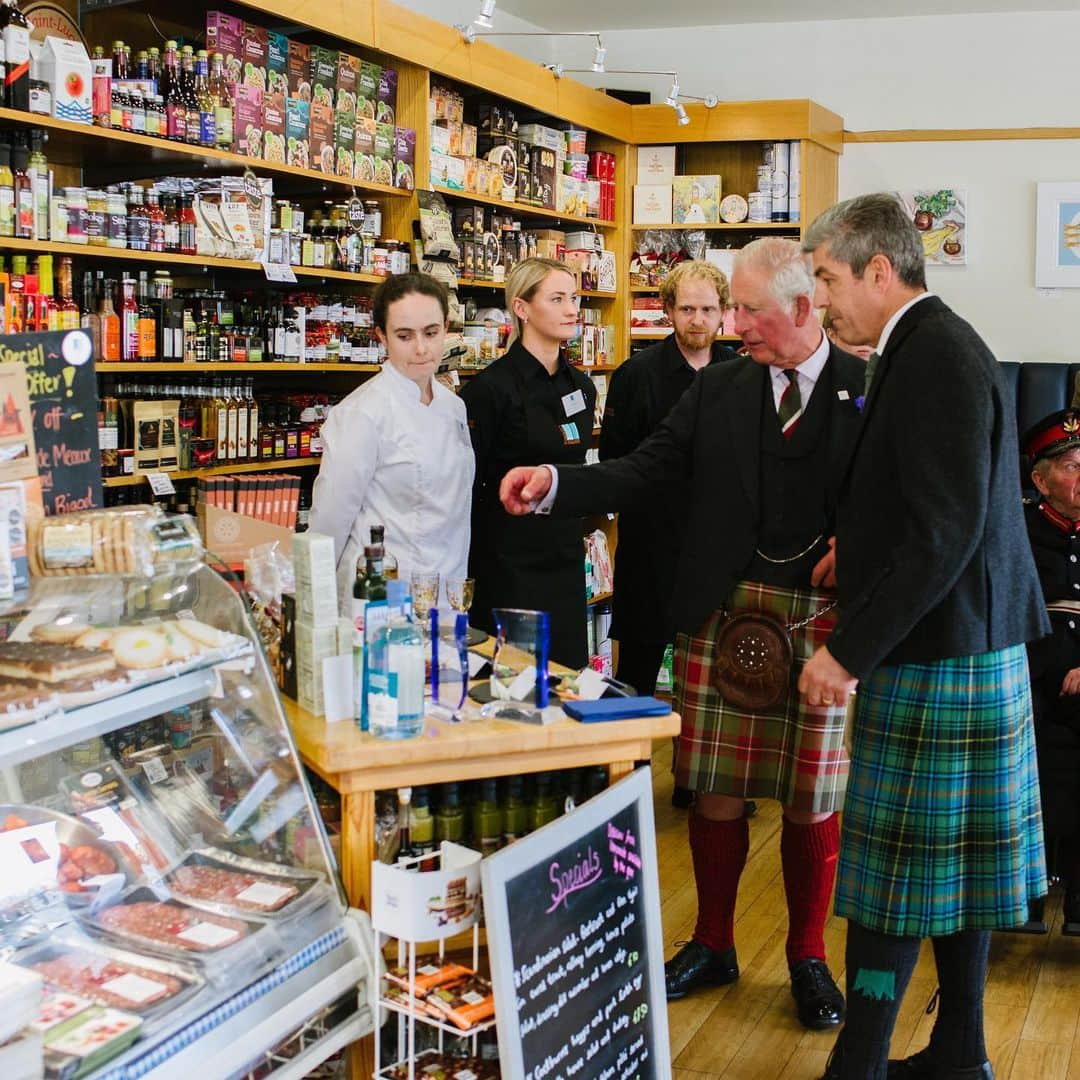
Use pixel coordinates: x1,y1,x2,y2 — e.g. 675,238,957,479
482,768,671,1080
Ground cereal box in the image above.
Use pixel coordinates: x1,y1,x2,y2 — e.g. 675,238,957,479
286,97,310,169
336,52,358,117
377,66,397,125
335,113,355,178
357,60,381,122
234,84,264,157
267,31,288,98
373,122,394,187
262,92,286,164
309,46,336,111
393,126,415,191
353,116,376,183
287,40,310,101
673,174,721,224
241,22,268,93
310,100,335,174
206,11,243,83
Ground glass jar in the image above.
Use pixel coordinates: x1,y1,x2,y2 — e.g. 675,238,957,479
289,232,302,266
300,233,314,266
106,187,128,248
275,199,292,233
363,200,381,238
86,190,108,247
372,245,388,276
64,187,88,245
267,227,285,265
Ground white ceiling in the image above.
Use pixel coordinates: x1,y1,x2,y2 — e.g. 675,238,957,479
496,0,1076,30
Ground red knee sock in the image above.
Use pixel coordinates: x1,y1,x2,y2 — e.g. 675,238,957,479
780,814,839,968
689,813,749,953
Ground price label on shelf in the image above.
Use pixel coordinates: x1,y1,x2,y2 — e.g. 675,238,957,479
263,260,298,283
144,472,176,497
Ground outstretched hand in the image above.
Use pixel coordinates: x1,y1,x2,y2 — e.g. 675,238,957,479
500,466,553,515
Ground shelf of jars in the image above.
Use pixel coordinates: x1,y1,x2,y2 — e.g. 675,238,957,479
629,222,801,231
104,455,322,487
431,184,616,229
0,108,410,201
456,278,615,300
0,236,390,284
102,361,383,373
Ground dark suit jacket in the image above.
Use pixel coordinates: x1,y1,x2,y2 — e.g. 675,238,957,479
598,334,735,641
826,295,1050,678
552,344,866,637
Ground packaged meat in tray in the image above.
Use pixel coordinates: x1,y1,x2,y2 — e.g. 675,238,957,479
17,936,205,1017
164,847,327,919
78,886,266,961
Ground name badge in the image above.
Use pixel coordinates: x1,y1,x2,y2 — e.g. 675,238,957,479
561,389,586,417
559,422,580,445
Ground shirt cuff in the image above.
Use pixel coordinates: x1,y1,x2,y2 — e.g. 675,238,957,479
533,465,559,514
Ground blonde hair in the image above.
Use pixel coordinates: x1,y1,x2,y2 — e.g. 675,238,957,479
659,260,731,311
505,257,577,340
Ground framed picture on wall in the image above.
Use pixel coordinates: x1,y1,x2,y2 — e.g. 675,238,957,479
1035,181,1080,287
894,189,967,265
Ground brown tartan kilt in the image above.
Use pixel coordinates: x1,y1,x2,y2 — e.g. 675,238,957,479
673,579,850,813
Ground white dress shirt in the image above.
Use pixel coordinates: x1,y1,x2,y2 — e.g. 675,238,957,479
309,362,475,615
875,291,934,356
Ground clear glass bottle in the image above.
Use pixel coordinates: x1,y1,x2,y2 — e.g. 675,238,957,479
194,49,214,147
208,51,232,149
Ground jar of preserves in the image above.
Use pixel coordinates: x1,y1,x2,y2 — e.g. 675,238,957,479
105,186,128,248
64,187,88,245
86,189,108,247
363,199,381,237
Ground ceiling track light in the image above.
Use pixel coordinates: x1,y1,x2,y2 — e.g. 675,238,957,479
674,103,690,126
458,26,606,73
591,41,606,73
473,0,496,29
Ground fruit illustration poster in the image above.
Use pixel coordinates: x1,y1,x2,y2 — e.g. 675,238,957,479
895,188,967,265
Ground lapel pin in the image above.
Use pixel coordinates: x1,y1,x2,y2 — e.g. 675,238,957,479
837,390,850,401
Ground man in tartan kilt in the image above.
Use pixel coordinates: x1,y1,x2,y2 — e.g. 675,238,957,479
801,194,1049,1080
498,238,867,1031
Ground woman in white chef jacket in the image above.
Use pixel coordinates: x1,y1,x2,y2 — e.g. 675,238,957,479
310,273,474,614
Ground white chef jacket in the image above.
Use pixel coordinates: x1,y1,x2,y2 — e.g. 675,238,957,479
309,362,475,616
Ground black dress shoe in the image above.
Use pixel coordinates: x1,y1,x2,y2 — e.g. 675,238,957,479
790,957,845,1030
671,786,695,809
1003,897,1047,935
888,1048,993,1079
664,940,738,1000
1063,885,1080,936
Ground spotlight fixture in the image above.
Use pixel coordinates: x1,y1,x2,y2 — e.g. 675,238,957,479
473,0,496,29
675,102,690,126
664,78,680,107
544,62,564,79
591,41,606,73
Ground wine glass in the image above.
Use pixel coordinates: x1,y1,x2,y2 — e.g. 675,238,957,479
446,577,475,616
410,571,441,629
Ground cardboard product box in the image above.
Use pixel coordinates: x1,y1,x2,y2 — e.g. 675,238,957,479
334,113,355,178
198,502,293,569
310,101,335,174
429,122,450,156
206,11,244,82
286,97,310,169
673,174,721,224
240,22,268,93
232,84,264,157
533,146,557,210
292,531,337,625
585,178,602,220
40,37,92,124
532,228,565,261
633,183,673,224
353,116,376,183
602,178,616,222
518,123,563,152
336,52,359,116
557,174,586,218
377,66,397,125
266,31,288,97
357,60,381,122
429,150,464,193
0,478,30,591
308,46,337,111
262,92,286,164
564,230,602,252
637,145,676,185
0,361,37,483
461,122,477,159
598,250,617,293
373,122,395,187
287,40,311,100
394,127,415,191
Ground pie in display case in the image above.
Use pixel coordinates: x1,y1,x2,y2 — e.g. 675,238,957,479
0,507,376,1079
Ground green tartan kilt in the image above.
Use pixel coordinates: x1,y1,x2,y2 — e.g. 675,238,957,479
835,644,1048,937
672,579,849,813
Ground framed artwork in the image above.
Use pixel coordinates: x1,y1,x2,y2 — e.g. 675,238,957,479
895,188,967,265
1036,181,1080,287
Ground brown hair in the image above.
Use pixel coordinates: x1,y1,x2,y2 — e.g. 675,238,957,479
659,259,731,310
373,272,449,330
504,257,577,340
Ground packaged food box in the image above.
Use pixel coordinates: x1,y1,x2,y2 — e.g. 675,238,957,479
40,38,91,125
267,31,288,97
533,146,557,209
286,40,310,101
336,52,358,117
262,92,286,164
241,22,267,92
637,144,676,185
394,127,415,191
429,151,464,193
518,122,562,152
233,84,264,158
30,990,91,1034
309,46,336,110
43,1005,142,1074
353,116,376,183
205,11,243,80
310,101,335,174
357,59,381,122
286,98,310,170
334,113,355,178
633,183,673,224
376,66,396,124
673,174,721,224
373,122,394,187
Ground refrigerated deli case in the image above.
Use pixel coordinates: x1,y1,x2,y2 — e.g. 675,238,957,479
0,545,376,1079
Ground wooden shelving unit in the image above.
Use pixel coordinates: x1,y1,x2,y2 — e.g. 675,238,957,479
630,221,801,231
456,279,614,300
430,184,616,229
106,457,322,488
100,363,383,374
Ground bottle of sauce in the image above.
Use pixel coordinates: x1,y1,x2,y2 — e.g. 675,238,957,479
120,275,139,361
528,772,561,831
435,783,466,845
178,194,196,255
98,278,120,362
0,0,31,112
471,778,503,856
12,142,32,239
56,256,79,330
501,775,528,844
410,786,437,870
0,141,14,237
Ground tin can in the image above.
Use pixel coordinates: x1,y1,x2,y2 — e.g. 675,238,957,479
748,191,772,222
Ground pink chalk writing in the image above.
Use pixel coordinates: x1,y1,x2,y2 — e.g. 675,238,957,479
545,846,604,913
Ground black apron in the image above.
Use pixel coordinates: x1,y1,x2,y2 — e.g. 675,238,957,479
471,359,592,669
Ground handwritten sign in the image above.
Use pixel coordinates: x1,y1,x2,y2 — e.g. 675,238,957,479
3,330,102,515
482,769,671,1080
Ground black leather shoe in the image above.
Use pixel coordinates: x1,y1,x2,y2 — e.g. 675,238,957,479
888,1048,994,1079
790,957,845,1030
671,786,694,809
1063,885,1080,936
1003,897,1047,935
664,940,738,1001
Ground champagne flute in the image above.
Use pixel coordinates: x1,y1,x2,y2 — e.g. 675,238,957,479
410,571,440,630
446,577,475,617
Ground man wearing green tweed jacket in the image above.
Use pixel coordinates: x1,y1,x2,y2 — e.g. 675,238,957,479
800,194,1050,1080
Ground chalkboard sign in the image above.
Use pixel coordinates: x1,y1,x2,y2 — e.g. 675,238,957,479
482,768,671,1080
1,330,102,515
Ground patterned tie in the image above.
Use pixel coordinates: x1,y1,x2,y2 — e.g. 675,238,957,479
777,369,802,439
864,351,881,396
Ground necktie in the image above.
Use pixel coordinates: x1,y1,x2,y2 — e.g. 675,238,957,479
777,369,802,439
864,351,881,396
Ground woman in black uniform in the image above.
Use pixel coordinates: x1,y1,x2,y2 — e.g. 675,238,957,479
462,257,596,669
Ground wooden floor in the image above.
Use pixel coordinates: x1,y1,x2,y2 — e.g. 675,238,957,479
650,744,1080,1080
